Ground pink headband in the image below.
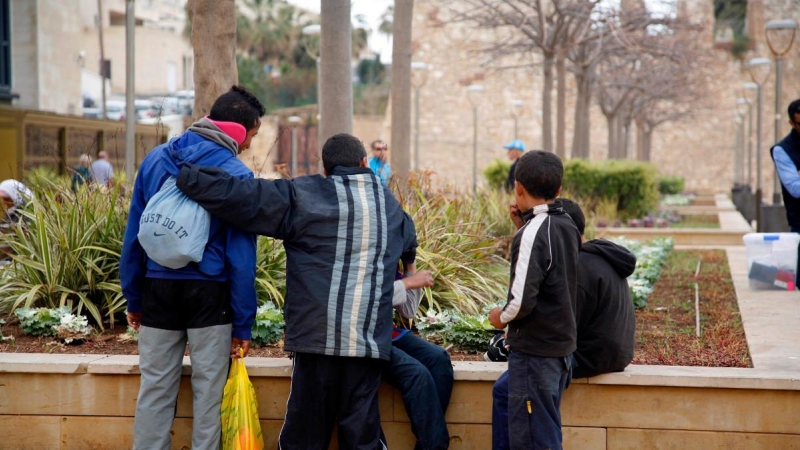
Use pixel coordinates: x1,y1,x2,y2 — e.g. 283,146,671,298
206,117,247,145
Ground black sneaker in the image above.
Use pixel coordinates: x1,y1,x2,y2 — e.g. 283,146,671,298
483,333,509,362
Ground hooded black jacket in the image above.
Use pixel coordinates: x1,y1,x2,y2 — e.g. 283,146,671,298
500,201,581,357
574,239,637,378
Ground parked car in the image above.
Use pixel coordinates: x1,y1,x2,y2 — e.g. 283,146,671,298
175,90,194,115
83,107,103,119
105,101,126,121
134,99,155,121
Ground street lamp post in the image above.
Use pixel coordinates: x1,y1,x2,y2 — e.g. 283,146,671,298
741,84,757,186
510,100,524,140
288,116,302,177
746,57,772,232
467,84,484,195
411,62,429,171
765,19,798,204
735,101,750,186
734,117,744,185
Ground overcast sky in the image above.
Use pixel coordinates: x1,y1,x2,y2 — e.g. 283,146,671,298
286,0,395,62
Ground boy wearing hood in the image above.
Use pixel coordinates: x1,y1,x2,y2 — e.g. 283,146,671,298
120,86,265,450
491,198,637,450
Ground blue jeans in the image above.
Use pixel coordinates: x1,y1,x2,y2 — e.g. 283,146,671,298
384,333,454,450
492,352,572,450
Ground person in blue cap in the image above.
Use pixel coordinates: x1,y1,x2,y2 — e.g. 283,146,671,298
504,139,525,192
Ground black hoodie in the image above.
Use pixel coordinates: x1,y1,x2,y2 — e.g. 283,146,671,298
573,239,637,378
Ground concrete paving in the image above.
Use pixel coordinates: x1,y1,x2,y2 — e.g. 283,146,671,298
726,246,800,373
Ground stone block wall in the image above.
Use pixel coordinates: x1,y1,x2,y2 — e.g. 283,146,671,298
0,357,798,449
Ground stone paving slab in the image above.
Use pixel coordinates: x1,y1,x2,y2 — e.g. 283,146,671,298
726,246,800,373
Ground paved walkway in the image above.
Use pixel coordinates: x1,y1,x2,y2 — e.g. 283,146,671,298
726,246,800,372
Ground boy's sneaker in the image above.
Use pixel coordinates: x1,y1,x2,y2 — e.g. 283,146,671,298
483,333,509,362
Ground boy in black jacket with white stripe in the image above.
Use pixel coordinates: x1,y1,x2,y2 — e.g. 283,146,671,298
488,151,581,450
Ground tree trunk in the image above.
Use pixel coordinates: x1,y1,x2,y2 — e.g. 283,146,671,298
606,114,617,159
390,0,414,178
542,52,554,153
571,72,592,159
189,0,238,119
320,0,353,146
641,129,652,162
556,52,566,158
635,118,646,160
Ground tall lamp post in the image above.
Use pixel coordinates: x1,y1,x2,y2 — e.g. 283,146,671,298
467,84,484,194
510,100,524,140
288,116,302,177
741,84,757,186
734,115,745,186
411,62,429,171
746,57,772,232
765,19,798,204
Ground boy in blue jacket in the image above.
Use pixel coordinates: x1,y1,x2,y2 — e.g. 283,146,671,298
120,86,265,450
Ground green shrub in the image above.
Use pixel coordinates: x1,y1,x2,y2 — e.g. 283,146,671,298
417,309,497,353
658,176,685,195
255,237,286,308
0,180,128,329
563,159,659,220
483,159,511,191
14,307,69,337
250,302,284,346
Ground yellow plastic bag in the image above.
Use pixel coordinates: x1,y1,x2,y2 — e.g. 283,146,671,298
220,352,264,450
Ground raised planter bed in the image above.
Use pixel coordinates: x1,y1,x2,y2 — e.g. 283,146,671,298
0,355,798,450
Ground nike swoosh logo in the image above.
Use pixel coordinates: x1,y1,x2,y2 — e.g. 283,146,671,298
153,232,166,237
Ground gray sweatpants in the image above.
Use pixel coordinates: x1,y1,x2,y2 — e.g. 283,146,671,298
133,324,232,450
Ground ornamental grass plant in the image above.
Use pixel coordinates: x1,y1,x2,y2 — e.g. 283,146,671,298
392,175,510,316
0,180,128,329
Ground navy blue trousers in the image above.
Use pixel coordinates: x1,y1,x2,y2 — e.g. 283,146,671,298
492,352,572,450
384,333,454,450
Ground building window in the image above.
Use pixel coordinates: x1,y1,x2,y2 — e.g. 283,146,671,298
0,0,11,96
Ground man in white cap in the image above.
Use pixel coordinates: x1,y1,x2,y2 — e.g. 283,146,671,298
503,139,526,192
0,179,33,223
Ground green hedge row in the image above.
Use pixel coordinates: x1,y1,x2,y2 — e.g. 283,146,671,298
563,159,660,220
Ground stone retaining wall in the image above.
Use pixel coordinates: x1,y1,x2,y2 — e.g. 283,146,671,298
1,356,798,450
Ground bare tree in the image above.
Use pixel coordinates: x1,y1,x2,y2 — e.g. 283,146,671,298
445,0,595,155
188,0,238,118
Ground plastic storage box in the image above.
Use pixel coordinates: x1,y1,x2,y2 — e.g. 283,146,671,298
743,233,800,290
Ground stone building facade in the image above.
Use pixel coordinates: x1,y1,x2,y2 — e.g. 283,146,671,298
388,0,800,197
8,0,192,116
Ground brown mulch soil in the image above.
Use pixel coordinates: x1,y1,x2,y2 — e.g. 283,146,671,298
633,249,752,367
0,320,485,361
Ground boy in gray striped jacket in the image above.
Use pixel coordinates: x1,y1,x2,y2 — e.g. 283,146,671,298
177,133,418,449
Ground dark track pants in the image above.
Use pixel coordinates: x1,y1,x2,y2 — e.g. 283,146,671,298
279,352,388,450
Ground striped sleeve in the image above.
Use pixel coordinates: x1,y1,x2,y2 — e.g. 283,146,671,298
500,214,551,324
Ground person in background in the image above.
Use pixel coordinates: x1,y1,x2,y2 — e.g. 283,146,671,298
368,139,392,185
503,139,525,192
121,85,264,450
71,154,92,192
0,179,33,224
90,151,115,187
770,99,800,287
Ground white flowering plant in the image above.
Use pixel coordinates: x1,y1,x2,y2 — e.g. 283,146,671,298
611,237,674,308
